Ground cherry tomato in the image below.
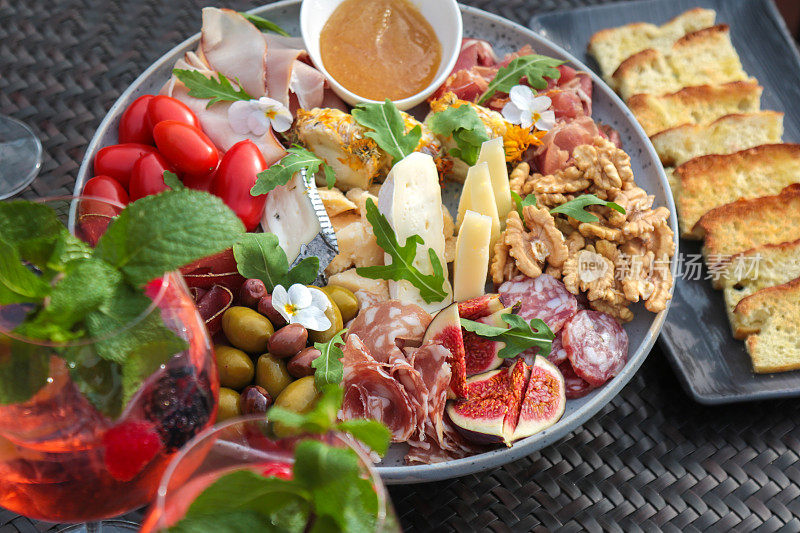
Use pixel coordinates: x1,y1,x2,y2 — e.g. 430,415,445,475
94,143,157,188
78,176,129,246
259,461,293,480
182,168,217,192
211,140,268,231
129,152,175,201
81,175,129,208
118,95,155,145
153,121,220,177
146,95,200,130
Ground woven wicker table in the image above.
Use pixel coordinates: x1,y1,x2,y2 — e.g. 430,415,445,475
3,0,800,530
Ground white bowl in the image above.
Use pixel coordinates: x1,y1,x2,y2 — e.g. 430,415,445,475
299,0,463,110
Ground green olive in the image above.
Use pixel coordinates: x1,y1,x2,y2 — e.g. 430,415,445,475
217,387,241,422
222,306,274,353
256,353,293,399
272,376,319,437
215,345,255,390
322,285,359,323
307,287,344,344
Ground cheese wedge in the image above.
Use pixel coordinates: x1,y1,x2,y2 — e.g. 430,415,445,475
457,162,501,251
261,172,321,263
453,210,492,302
378,152,453,313
476,137,513,227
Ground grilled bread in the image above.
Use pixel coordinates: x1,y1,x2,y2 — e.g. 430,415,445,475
732,277,800,373
612,25,750,101
675,144,800,238
627,80,762,136
649,111,784,167
588,7,716,86
696,184,800,261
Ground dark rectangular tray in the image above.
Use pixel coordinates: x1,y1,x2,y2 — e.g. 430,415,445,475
530,0,800,404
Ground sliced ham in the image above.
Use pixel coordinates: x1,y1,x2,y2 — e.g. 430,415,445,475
347,301,432,365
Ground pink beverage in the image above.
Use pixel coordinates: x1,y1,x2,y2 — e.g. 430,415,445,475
0,272,219,522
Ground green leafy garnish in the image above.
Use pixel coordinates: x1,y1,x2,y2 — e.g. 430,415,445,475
0,239,51,304
460,313,554,358
251,145,335,195
356,198,448,304
478,54,564,104
310,329,347,389
427,105,490,166
173,69,253,109
549,194,626,224
162,170,184,190
233,233,319,292
352,99,421,165
240,12,290,36
510,191,538,218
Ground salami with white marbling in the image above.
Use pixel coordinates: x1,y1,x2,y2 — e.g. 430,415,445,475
498,275,578,333
557,361,596,399
562,310,628,387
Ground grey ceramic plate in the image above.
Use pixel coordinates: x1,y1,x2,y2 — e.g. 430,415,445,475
532,0,800,405
75,1,678,483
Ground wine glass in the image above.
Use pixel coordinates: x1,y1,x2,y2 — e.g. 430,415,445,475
0,196,219,531
140,416,400,532
0,115,42,199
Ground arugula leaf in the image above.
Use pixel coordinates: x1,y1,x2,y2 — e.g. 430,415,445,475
95,189,245,287
460,313,554,358
0,238,51,304
478,54,564,104
336,419,391,456
240,12,290,36
163,171,184,190
356,199,448,304
251,146,334,195
0,337,51,405
549,194,625,224
233,233,286,291
311,329,347,389
351,99,421,165
510,191,537,218
173,69,253,109
427,105,489,166
0,201,63,267
288,256,320,286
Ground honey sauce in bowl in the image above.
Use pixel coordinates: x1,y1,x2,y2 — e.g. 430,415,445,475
319,0,442,101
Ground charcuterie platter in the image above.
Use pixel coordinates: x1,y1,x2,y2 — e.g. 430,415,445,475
75,0,678,483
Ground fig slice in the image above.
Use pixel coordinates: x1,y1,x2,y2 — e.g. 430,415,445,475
462,306,514,376
511,356,566,441
457,294,504,320
423,302,467,399
446,360,529,446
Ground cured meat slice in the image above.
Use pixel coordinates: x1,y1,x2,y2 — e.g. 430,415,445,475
348,301,432,364
389,359,429,439
341,334,416,442
498,275,578,333
547,332,568,366
562,310,628,387
409,342,452,442
405,414,489,465
557,361,596,399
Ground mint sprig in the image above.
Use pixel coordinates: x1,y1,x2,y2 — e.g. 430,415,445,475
173,69,253,109
478,54,564,104
251,145,335,195
460,313,554,358
427,105,490,166
232,232,319,292
352,99,421,165
549,194,625,224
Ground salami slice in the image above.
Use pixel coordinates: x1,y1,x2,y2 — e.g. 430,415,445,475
348,301,432,365
562,310,628,387
498,275,578,333
547,332,568,366
557,361,596,399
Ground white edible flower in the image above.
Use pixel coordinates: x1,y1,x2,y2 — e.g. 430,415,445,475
228,97,293,136
501,85,556,131
271,284,331,332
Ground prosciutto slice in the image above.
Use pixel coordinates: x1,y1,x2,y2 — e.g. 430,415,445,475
348,301,432,364
341,334,417,442
533,116,600,175
408,341,451,443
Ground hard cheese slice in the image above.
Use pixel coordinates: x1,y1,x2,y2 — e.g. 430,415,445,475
260,172,322,263
378,152,453,313
476,137,512,227
453,210,492,302
457,162,501,250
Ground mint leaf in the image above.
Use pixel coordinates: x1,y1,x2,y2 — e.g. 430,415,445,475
233,232,289,292
356,198,448,304
460,313,554,358
478,54,564,104
63,346,124,418
549,194,625,224
251,146,334,196
95,189,245,287
510,191,537,218
240,12,290,36
0,201,63,266
427,105,489,166
0,238,51,304
173,69,253,109
163,171,184,190
169,510,289,533
47,232,93,272
352,99,421,165
288,257,320,286
0,337,50,405
336,419,391,456
311,329,347,389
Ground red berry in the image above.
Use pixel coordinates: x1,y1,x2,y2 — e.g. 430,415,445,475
103,420,162,482
260,461,293,480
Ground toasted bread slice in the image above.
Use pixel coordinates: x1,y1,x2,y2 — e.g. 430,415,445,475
612,25,750,101
627,81,762,136
732,277,800,373
718,239,800,338
649,111,784,167
588,8,716,86
675,144,800,238
696,184,800,261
